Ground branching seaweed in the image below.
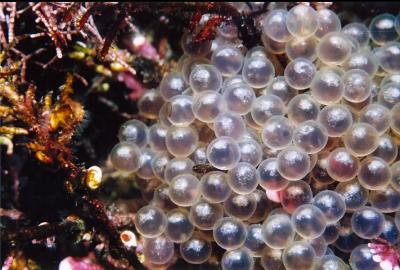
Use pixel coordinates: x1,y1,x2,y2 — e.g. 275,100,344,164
0,73,84,178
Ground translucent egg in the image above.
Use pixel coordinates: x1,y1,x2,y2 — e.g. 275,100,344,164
200,171,232,203
159,103,172,127
344,50,379,76
241,129,259,141
143,235,174,265
152,184,176,211
149,124,168,152
314,255,347,270
335,220,365,253
396,211,400,231
375,42,400,73
326,147,359,182
342,69,372,103
180,235,212,264
189,64,223,93
248,190,272,223
265,76,298,105
261,32,287,55
380,216,400,245
342,23,370,47
279,180,313,213
192,91,225,123
308,152,318,171
223,192,257,220
287,94,320,125
189,200,223,230
213,217,247,250
211,44,244,76
293,120,328,154
136,148,156,179
397,14,400,35
223,74,246,89
373,134,398,164
349,244,383,270
347,35,361,53
313,190,346,224
392,103,400,134
207,136,241,170
351,206,385,239
245,46,268,59
251,95,285,126
244,224,265,257
217,20,239,40
242,56,275,88
212,113,245,140
258,158,289,191
343,123,379,157
164,157,194,183
165,95,194,126
222,83,256,115
292,204,327,239
316,32,352,65
392,161,400,192
378,82,400,109
268,208,290,217
358,156,391,190
210,37,231,55
190,146,208,165
239,138,263,166
138,89,164,119
284,58,316,90
160,72,187,101
181,32,212,57
177,54,189,71
318,104,353,137
282,241,316,270
310,68,344,105
262,116,293,150
307,235,327,257
370,185,400,213
262,9,292,42
286,4,319,38
134,205,167,238
369,13,398,45
262,213,295,249
359,103,390,134
335,179,369,211
286,37,318,61
166,125,198,157
118,119,149,147
343,97,374,116
380,73,400,89
221,247,254,270
165,209,194,243
169,174,200,207
110,142,141,172
227,162,259,195
311,162,335,185
315,9,341,39
181,57,211,83
322,224,339,244
260,247,285,270
277,146,310,181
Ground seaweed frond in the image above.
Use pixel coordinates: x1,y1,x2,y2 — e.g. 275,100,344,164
0,73,84,178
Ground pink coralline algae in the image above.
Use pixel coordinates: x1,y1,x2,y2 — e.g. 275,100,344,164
58,256,105,270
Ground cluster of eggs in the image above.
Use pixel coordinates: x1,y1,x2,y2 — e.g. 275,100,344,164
110,3,400,270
